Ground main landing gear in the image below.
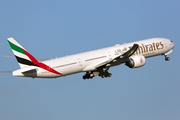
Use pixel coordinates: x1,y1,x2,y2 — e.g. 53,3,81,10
99,72,112,78
83,71,94,80
82,67,112,80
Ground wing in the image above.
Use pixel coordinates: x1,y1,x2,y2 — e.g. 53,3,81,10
82,44,139,71
100,44,139,68
110,43,139,63
108,44,139,66
120,44,139,58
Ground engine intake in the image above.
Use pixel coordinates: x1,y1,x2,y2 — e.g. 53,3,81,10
126,54,146,68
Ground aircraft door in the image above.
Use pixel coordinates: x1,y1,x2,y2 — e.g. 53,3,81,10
77,58,82,66
108,52,113,61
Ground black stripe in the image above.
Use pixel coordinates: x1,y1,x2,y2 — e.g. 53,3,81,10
15,55,38,66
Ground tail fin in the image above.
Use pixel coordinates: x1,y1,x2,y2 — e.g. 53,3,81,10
7,37,62,75
7,37,37,68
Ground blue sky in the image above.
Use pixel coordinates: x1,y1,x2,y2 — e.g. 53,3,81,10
0,0,180,120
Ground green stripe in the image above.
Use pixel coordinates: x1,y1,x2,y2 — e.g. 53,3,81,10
7,40,26,55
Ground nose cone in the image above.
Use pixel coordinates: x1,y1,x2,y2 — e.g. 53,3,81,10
171,41,175,48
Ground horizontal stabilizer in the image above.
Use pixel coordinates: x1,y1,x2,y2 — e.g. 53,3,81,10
19,66,38,73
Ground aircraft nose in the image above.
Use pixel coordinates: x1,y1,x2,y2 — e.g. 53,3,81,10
170,40,175,48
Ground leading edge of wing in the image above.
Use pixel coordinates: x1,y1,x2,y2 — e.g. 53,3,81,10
110,44,139,63
97,44,139,67
120,44,139,58
84,44,139,71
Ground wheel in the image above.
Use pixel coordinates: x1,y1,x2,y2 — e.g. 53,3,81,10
108,73,112,77
83,76,86,80
165,57,170,61
101,75,105,78
104,72,109,77
90,73,94,77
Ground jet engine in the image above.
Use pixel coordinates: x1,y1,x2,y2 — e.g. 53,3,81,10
125,54,146,68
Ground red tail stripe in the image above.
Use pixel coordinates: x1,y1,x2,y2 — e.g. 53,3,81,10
22,49,62,75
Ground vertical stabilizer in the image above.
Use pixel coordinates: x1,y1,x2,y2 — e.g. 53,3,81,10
7,37,62,75
7,37,35,68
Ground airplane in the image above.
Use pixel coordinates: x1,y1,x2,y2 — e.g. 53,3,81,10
2,37,175,79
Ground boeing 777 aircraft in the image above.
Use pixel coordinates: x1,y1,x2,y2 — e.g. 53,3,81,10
2,37,175,79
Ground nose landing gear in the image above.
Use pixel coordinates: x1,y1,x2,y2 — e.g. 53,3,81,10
165,56,170,61
164,55,170,61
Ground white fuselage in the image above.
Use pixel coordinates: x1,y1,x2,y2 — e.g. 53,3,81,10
13,38,175,78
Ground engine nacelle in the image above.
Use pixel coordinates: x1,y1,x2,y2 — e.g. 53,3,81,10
125,54,146,68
